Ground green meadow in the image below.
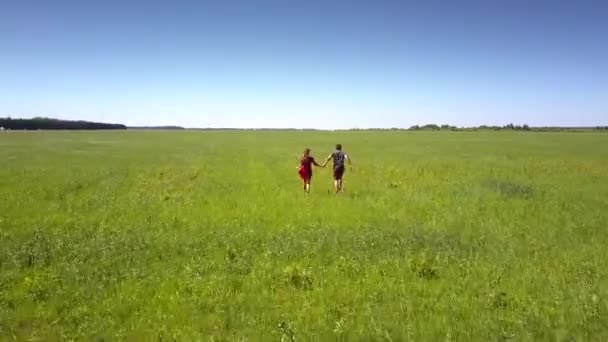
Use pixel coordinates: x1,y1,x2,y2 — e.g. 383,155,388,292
1,130,607,340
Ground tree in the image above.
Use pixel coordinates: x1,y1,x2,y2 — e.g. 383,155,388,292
0,117,126,130
422,124,440,131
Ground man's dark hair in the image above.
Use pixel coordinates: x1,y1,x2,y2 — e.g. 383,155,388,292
335,144,342,150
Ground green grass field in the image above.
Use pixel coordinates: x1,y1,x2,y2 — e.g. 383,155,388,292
1,130,607,340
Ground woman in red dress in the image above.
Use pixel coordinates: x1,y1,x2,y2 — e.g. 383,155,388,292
297,148,323,193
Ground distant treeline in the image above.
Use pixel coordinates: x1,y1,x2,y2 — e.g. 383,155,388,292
407,123,533,131
129,126,311,130
0,117,126,130
401,123,608,132
128,126,185,130
1,117,606,132
189,126,608,132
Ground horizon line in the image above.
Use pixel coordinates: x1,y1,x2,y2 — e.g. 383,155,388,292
2,117,607,130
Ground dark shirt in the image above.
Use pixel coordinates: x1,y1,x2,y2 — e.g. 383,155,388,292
332,150,346,168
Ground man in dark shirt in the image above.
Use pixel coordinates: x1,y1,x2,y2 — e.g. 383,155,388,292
323,144,352,193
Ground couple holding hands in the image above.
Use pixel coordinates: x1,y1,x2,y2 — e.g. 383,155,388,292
297,144,352,194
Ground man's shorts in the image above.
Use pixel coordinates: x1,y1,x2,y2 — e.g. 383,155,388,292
333,166,345,180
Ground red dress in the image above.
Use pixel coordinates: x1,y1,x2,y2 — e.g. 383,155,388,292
298,156,315,181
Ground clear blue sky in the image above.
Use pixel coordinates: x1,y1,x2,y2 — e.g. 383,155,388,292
2,0,607,128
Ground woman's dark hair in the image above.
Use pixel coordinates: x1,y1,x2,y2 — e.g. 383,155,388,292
304,148,311,155
335,144,342,150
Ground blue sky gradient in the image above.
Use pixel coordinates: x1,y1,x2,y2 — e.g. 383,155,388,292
1,0,607,128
